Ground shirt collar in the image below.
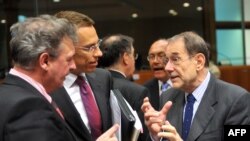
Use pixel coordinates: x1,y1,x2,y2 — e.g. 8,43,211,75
64,73,87,88
158,79,172,87
185,71,211,102
9,68,52,103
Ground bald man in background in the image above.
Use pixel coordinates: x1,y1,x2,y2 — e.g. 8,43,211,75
144,39,171,110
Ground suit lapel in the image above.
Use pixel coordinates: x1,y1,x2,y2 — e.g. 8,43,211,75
188,76,217,141
6,75,78,141
52,88,92,140
167,90,185,134
151,79,160,110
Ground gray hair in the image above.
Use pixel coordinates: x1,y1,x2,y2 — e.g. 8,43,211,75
169,31,209,67
10,14,77,70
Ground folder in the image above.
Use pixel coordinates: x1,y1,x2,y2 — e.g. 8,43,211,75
110,89,141,141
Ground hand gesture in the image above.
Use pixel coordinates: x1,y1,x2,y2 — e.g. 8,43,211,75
141,97,172,140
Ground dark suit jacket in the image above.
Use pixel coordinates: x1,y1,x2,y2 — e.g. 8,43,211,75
51,68,113,141
109,70,150,141
160,75,250,141
144,78,160,110
0,74,76,141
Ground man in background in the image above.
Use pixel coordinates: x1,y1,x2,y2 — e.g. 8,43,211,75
144,39,171,110
0,14,78,141
51,11,119,141
98,34,150,141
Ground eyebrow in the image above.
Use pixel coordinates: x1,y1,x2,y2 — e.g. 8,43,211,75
80,42,97,48
149,51,165,55
169,52,179,56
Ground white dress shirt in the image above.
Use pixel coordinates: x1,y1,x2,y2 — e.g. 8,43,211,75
63,73,98,133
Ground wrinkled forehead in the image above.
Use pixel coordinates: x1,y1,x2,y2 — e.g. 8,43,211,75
165,38,188,57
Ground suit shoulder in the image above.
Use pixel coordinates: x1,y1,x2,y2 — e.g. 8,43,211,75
215,79,249,96
144,78,157,87
88,68,112,80
94,68,110,75
115,78,147,91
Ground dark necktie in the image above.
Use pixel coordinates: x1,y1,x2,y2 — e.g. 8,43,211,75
182,94,196,141
76,76,102,140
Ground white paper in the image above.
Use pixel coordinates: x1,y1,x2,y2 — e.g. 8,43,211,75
110,90,122,141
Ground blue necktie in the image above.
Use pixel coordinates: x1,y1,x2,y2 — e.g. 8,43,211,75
161,82,169,92
182,94,196,141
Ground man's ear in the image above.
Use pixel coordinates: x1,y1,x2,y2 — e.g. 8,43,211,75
122,52,130,65
195,53,205,71
39,53,50,71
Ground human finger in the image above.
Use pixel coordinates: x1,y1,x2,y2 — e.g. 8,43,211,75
160,101,172,116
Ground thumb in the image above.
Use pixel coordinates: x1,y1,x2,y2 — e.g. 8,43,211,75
104,124,120,137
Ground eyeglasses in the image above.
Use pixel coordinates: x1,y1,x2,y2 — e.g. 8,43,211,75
147,52,166,61
163,55,193,66
77,39,102,52
134,53,138,60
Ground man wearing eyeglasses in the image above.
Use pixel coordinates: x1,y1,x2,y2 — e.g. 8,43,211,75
51,11,119,141
144,39,172,111
98,34,150,141
142,31,250,141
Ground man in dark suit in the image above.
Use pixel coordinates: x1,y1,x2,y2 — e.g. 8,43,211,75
0,15,78,141
98,34,150,141
144,39,171,110
142,31,250,141
51,11,119,141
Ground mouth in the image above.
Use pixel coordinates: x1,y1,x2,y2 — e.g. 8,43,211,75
153,67,165,71
90,61,98,66
170,75,179,81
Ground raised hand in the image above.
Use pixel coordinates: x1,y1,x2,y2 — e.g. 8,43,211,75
141,97,173,140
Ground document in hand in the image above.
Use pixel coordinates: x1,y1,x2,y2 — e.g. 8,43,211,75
110,89,142,141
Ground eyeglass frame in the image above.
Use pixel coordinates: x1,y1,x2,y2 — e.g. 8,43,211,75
163,55,195,66
134,53,139,60
147,52,166,62
77,39,102,52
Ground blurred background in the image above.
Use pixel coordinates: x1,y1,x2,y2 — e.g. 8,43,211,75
0,0,250,90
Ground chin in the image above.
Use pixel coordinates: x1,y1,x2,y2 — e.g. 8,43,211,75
86,68,96,73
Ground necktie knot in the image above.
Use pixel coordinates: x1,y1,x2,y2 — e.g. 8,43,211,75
76,76,85,85
76,76,89,95
187,94,195,103
161,82,169,92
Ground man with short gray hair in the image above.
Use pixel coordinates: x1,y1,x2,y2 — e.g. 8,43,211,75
0,14,78,141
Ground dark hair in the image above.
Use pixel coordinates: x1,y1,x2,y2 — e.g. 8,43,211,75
98,34,134,68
